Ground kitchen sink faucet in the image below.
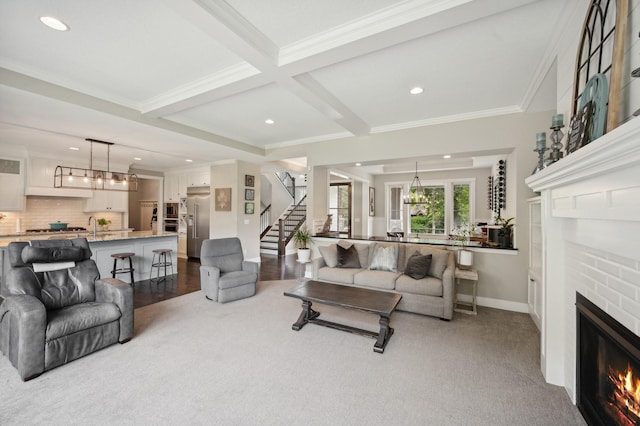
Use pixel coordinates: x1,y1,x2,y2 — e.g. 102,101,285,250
88,216,97,239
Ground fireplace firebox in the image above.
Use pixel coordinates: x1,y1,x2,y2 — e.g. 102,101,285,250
576,293,640,426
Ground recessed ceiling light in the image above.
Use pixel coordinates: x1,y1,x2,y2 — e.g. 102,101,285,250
68,146,79,151
355,163,361,166
443,154,451,159
265,119,275,125
410,87,424,95
133,157,142,161
185,159,193,163
40,16,69,31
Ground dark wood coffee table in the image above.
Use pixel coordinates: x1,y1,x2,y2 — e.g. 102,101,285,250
284,280,402,353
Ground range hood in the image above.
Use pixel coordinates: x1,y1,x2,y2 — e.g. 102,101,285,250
26,186,93,198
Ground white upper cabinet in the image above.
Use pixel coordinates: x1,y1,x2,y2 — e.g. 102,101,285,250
164,173,180,202
186,168,210,187
0,157,26,211
26,157,92,197
84,190,128,212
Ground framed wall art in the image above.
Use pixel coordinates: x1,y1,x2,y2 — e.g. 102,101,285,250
245,174,254,187
245,188,254,201
215,188,231,211
245,202,254,214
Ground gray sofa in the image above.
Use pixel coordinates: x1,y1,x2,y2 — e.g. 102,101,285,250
312,240,455,320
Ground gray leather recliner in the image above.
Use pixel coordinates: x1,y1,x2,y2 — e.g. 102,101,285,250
200,237,259,303
0,238,133,381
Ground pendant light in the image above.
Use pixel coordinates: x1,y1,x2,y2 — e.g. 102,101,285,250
403,162,428,204
54,138,138,192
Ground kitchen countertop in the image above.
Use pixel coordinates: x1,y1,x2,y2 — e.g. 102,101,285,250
0,230,178,248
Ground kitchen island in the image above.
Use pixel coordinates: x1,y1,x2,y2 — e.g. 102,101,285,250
0,230,178,293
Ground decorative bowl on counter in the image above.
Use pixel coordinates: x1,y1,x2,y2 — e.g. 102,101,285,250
49,222,68,230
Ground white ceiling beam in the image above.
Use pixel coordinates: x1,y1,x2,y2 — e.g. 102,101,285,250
157,0,369,136
152,0,542,132
280,0,541,75
0,68,265,156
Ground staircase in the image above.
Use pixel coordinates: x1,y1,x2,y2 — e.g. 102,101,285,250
260,199,306,256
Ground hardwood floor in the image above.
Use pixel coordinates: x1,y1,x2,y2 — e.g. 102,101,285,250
133,254,300,308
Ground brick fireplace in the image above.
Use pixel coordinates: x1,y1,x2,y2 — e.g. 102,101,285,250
526,118,640,404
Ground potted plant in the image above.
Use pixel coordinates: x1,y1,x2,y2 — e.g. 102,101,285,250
450,222,474,269
494,216,514,248
293,226,313,262
97,218,111,231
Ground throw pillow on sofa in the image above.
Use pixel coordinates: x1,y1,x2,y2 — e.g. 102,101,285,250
337,244,361,268
318,245,338,267
404,251,432,279
369,244,398,272
425,249,449,279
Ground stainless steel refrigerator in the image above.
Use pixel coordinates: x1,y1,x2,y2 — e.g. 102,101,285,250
187,186,210,258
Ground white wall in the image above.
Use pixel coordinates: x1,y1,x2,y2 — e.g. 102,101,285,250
262,172,295,224
210,161,261,261
285,111,552,307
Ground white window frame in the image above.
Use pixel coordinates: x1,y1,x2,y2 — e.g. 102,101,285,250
386,178,475,236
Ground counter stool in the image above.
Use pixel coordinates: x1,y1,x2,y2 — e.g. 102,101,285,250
150,248,174,283
111,252,135,289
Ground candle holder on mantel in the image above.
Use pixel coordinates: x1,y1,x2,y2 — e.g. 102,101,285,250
548,113,565,164
532,132,549,174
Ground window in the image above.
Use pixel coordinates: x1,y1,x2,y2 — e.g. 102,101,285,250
409,186,445,234
329,183,351,235
388,186,403,232
453,184,470,227
387,180,473,236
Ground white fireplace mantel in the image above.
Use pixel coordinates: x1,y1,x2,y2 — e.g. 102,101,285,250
524,117,640,400
526,118,640,208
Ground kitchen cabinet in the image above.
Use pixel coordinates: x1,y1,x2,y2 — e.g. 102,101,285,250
84,190,128,212
186,168,210,187
26,157,92,197
0,157,25,211
164,173,180,202
528,197,542,331
178,235,187,258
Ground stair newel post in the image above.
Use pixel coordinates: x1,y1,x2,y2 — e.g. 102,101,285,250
278,218,285,256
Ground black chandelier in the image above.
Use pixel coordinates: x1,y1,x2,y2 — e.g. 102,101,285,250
54,138,138,192
403,162,428,204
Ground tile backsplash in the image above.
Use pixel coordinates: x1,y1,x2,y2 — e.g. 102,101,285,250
0,197,123,234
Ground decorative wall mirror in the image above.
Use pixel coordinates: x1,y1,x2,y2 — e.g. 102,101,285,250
571,0,628,143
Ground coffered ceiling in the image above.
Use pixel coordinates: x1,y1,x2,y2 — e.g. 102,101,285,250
0,0,573,172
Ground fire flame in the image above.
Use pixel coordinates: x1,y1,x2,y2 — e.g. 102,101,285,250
609,363,640,421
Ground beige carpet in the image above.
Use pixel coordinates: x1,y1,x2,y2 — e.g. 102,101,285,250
0,280,585,425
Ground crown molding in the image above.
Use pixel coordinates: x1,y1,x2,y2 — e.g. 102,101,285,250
279,0,473,66
139,62,262,115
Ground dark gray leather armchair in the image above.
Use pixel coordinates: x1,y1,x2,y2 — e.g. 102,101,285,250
200,237,258,303
0,238,133,381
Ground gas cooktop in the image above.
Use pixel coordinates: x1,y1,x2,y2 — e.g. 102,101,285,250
26,227,87,233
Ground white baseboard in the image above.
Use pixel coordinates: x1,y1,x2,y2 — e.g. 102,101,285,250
456,294,529,314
